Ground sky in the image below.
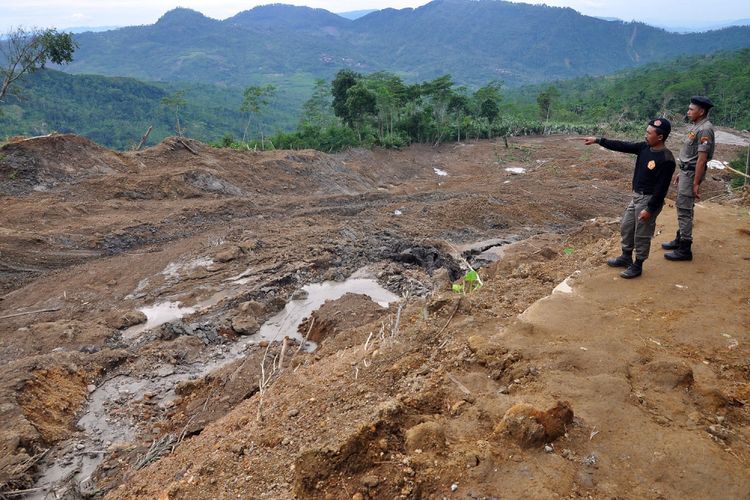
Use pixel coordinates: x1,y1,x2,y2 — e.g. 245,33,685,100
1,0,749,33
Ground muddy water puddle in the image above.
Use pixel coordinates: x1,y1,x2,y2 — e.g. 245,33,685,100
32,274,399,497
256,277,400,348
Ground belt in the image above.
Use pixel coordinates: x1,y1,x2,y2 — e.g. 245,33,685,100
679,161,695,171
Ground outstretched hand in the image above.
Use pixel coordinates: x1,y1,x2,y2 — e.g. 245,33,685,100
581,136,597,145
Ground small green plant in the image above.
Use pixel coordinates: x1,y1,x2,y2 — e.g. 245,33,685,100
452,269,483,294
563,247,574,255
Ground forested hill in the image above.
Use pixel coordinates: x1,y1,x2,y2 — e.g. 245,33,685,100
64,0,750,87
3,49,749,150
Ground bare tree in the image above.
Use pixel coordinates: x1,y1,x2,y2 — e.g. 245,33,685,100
0,27,77,104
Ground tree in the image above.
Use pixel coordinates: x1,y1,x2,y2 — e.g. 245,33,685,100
160,90,187,136
240,84,276,148
537,85,560,121
344,83,377,141
474,80,503,124
299,79,335,129
0,27,77,105
331,69,361,126
448,89,470,142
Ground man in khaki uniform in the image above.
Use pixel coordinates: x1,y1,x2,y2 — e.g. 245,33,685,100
662,96,715,261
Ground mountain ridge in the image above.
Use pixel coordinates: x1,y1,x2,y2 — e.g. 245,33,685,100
61,0,750,87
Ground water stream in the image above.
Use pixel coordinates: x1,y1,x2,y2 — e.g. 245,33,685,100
31,274,399,498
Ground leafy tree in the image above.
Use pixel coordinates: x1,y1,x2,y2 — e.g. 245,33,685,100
474,80,503,124
331,69,361,125
299,78,335,128
344,83,377,141
240,84,276,148
537,85,560,121
0,27,76,105
161,90,187,136
448,88,470,142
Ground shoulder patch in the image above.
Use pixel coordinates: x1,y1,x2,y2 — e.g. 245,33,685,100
687,131,697,140
700,137,710,144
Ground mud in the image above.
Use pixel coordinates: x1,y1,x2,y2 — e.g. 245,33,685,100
0,131,748,498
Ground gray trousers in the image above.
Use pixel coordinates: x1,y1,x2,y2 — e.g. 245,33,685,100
621,192,661,261
676,169,697,241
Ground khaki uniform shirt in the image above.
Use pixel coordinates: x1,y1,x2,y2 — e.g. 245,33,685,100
679,117,714,167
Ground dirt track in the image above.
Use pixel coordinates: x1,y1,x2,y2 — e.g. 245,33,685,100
0,131,748,498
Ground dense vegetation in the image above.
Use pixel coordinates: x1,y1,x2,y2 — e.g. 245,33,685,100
1,50,749,153
505,48,750,131
63,0,750,88
0,71,301,149
266,72,597,152
254,49,750,152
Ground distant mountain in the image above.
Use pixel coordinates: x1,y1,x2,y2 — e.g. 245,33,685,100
653,18,750,33
336,10,378,20
63,26,122,34
55,0,750,88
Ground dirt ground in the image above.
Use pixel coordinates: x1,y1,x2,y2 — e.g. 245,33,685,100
0,129,748,499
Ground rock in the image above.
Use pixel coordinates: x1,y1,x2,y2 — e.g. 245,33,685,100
707,425,731,441
405,421,446,453
231,313,259,336
451,483,459,492
352,493,364,500
494,401,573,448
238,239,258,252
156,365,175,377
106,309,147,330
214,245,242,263
291,289,309,300
361,475,379,488
494,403,546,448
426,295,453,314
432,267,452,291
240,301,266,315
287,409,299,418
86,384,96,393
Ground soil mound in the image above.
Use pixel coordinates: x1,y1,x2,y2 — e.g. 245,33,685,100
0,134,131,195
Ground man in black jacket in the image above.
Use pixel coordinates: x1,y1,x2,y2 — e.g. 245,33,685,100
582,118,676,278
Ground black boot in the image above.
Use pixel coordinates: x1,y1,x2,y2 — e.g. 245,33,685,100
664,239,692,261
620,259,643,279
661,230,680,250
607,252,633,268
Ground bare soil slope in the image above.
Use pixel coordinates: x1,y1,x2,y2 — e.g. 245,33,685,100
0,131,748,498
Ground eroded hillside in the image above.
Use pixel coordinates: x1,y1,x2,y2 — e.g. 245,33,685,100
0,131,748,499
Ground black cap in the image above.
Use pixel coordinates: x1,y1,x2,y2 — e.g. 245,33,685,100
649,117,671,140
690,95,714,110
